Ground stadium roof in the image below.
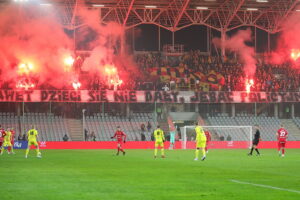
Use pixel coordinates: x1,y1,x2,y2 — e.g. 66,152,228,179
2,0,300,33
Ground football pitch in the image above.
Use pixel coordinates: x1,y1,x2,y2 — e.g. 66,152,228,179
1,149,300,200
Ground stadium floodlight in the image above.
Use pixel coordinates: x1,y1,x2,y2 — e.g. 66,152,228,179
196,7,209,10
92,4,105,7
145,5,157,8
296,9,300,12
181,126,253,149
247,8,258,11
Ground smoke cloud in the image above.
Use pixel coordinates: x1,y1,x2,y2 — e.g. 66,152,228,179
0,3,138,89
269,11,300,67
213,29,256,77
0,5,74,88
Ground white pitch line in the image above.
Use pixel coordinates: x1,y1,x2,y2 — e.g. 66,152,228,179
230,179,300,194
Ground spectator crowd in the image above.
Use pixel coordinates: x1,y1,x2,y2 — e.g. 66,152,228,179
134,50,300,92
1,50,300,92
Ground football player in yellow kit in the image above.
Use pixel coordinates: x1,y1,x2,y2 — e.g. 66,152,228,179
25,125,41,158
154,125,165,158
1,128,12,155
194,123,207,161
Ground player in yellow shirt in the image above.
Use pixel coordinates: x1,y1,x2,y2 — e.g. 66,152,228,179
154,125,165,158
194,122,207,161
0,129,12,155
25,125,41,158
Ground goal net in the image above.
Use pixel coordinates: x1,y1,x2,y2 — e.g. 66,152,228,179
180,126,253,149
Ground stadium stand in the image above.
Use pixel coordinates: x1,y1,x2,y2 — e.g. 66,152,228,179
0,112,19,133
14,53,298,92
293,117,300,129
1,113,70,141
85,113,157,141
1,112,299,142
134,53,300,92
21,113,70,141
205,114,299,141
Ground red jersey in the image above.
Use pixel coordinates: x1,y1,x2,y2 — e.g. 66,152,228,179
205,131,211,142
112,131,127,143
0,128,6,142
277,128,288,142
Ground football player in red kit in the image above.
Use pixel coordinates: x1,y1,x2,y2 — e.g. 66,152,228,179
0,125,6,154
276,124,288,157
111,126,127,156
204,130,211,153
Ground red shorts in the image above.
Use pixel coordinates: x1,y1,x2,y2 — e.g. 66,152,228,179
11,140,14,145
0,141,2,147
117,141,124,147
278,141,286,148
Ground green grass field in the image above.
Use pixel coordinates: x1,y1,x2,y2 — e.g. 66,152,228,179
1,149,300,200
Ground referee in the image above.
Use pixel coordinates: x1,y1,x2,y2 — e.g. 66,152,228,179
248,125,261,156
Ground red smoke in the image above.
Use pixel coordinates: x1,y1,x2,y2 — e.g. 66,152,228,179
269,11,300,67
213,29,256,77
0,5,74,88
76,5,131,83
0,3,138,89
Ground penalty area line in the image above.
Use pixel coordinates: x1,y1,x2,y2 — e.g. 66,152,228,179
230,179,300,194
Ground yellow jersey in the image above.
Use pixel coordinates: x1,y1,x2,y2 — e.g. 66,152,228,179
4,131,11,142
195,126,206,142
154,129,165,142
27,129,38,141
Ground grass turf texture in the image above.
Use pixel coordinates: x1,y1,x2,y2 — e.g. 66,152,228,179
1,149,300,200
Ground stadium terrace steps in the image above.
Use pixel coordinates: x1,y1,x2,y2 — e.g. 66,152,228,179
0,114,19,138
85,113,157,141
66,119,83,141
201,118,220,141
204,116,300,141
157,113,170,138
0,113,70,141
280,119,300,141
169,112,199,121
157,120,170,138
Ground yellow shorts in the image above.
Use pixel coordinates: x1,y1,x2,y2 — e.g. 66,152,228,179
3,141,12,147
28,140,38,146
155,141,164,147
196,140,206,148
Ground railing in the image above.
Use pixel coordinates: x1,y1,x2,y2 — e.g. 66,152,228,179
163,44,184,55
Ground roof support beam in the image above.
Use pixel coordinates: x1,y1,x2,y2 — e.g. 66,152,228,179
123,0,135,26
215,0,245,30
274,0,299,32
224,0,245,29
70,0,79,26
173,0,191,30
37,0,300,34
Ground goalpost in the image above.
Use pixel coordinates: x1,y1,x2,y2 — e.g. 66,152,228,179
181,126,253,149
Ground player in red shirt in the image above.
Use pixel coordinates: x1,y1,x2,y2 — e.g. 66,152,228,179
204,130,211,153
0,125,6,154
276,124,288,157
10,128,16,154
111,126,127,156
